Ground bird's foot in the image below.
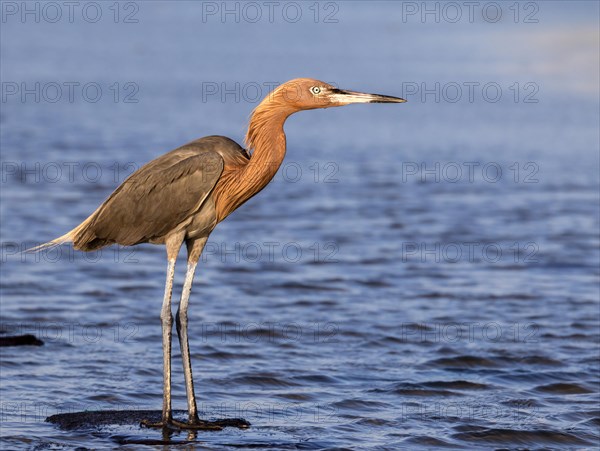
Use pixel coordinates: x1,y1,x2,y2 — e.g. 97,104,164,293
175,415,250,430
173,414,250,430
140,415,250,431
140,418,180,430
171,417,224,430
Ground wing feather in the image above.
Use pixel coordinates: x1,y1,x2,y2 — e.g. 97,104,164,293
74,148,224,250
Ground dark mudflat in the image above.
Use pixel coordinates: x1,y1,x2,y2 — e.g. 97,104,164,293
0,334,44,346
46,410,250,431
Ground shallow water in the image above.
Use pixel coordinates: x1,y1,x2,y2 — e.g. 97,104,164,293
1,2,599,449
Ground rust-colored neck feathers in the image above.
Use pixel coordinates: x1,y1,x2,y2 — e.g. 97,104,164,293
213,89,296,221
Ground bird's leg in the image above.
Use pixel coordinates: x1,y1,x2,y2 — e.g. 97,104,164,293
142,238,247,431
160,259,176,423
176,260,198,419
172,238,223,430
141,258,177,429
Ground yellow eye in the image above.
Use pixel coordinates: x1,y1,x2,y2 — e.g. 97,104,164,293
310,86,321,95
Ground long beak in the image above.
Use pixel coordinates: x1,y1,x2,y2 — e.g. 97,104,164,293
330,89,407,105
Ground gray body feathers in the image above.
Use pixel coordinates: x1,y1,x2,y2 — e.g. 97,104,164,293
68,136,248,251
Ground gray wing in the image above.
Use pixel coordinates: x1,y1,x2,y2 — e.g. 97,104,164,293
74,146,224,250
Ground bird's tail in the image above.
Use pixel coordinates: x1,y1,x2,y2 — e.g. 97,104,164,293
24,231,73,254
23,209,101,254
22,199,110,255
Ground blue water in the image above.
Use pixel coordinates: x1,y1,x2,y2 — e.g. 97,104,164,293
1,1,599,449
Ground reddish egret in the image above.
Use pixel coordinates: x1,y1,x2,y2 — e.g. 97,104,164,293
32,78,406,429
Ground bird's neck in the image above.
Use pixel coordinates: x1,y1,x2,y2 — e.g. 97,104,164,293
244,103,293,184
213,99,295,221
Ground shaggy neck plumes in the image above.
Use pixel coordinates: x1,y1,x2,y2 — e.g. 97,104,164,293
240,92,297,192
213,91,297,221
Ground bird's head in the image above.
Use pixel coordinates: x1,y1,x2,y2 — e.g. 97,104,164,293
270,78,406,111
245,78,405,151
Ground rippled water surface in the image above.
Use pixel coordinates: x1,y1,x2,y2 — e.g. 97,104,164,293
1,2,599,449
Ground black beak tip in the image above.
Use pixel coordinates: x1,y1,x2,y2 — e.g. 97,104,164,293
371,96,407,104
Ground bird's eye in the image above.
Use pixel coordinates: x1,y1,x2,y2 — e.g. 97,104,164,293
310,86,321,95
